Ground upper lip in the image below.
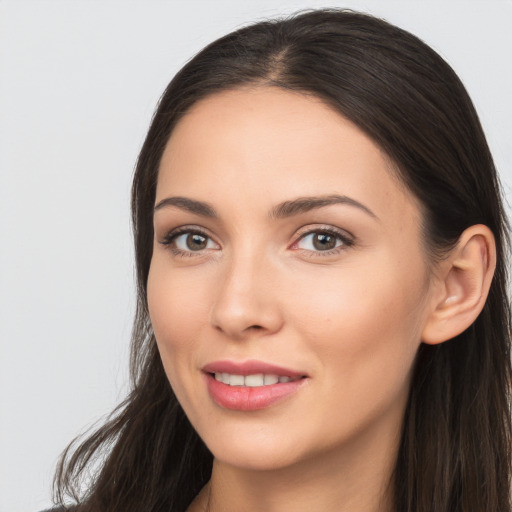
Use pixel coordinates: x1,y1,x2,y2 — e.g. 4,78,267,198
202,360,307,378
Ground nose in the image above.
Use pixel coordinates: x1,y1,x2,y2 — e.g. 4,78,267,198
210,252,284,340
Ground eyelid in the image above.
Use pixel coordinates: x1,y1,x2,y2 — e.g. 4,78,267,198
294,222,353,237
289,224,355,253
159,225,220,254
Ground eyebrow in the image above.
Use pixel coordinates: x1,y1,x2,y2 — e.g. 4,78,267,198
154,196,217,217
153,194,377,220
269,194,378,220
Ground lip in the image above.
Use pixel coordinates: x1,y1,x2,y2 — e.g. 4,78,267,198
202,360,309,411
202,359,307,378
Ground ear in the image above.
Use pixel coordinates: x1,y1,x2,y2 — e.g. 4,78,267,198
421,225,496,345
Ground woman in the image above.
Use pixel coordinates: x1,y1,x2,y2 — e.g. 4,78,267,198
52,8,511,512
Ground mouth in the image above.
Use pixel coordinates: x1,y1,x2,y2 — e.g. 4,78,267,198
211,372,303,387
202,360,309,411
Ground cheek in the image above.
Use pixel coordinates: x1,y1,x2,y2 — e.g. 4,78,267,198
288,256,426,389
292,256,424,334
147,258,211,377
278,262,425,448
147,259,220,423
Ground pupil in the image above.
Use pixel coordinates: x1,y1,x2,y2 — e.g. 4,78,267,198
187,233,207,250
313,233,336,251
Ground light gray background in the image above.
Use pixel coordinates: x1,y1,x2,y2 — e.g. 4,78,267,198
1,1,511,511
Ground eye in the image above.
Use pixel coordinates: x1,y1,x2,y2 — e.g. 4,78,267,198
174,232,216,251
293,228,354,254
160,227,219,255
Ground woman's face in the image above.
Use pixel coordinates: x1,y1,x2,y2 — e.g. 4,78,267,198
148,87,435,471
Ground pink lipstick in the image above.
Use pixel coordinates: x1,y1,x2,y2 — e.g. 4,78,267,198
202,360,308,411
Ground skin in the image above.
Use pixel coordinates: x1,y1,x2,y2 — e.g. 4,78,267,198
147,87,451,512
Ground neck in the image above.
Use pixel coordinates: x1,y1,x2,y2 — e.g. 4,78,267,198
191,419,400,512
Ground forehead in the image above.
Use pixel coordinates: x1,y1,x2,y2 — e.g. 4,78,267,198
157,86,420,226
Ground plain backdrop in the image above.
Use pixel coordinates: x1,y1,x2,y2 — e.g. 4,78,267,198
1,1,511,511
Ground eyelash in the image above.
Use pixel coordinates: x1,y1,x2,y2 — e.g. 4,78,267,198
159,226,216,258
158,225,354,258
291,225,355,257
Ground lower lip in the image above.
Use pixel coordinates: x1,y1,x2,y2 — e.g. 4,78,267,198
205,373,307,411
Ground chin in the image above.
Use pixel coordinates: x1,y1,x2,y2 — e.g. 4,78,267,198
211,441,304,472
196,421,309,471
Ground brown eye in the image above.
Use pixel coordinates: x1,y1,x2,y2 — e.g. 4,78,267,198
312,233,337,251
186,233,208,251
164,230,219,253
295,229,352,254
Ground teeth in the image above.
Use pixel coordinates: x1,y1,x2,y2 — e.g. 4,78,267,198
214,373,299,387
264,374,279,385
245,374,264,387
229,374,245,386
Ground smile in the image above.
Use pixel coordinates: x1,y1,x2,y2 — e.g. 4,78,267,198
202,361,308,411
213,373,301,386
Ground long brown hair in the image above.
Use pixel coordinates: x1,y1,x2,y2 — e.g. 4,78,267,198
54,9,512,512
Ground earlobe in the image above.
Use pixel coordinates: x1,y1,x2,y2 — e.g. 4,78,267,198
421,225,496,345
